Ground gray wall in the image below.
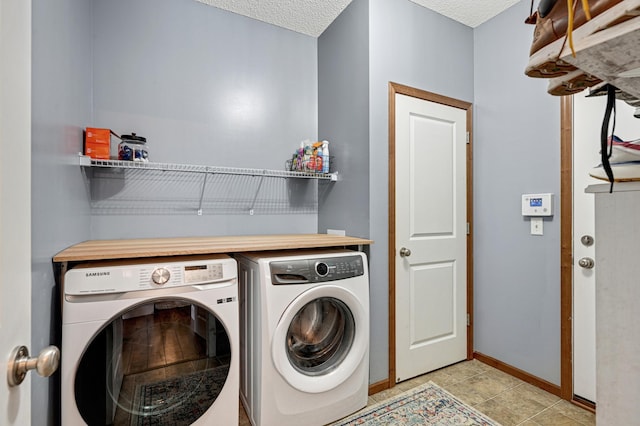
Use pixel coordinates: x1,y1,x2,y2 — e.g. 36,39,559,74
318,0,370,239
90,0,319,239
473,0,561,384
31,0,93,423
31,0,320,423
367,0,474,383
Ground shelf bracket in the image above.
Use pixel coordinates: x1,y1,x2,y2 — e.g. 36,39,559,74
249,174,266,215
197,172,209,215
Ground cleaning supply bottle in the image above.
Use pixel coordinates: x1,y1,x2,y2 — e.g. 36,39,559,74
297,141,304,171
316,144,323,173
304,142,313,171
322,140,330,173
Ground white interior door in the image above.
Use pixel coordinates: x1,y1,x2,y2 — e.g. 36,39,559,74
0,0,33,423
395,93,467,382
572,91,640,403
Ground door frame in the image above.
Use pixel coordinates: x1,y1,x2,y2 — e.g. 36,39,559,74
387,82,473,388
560,96,573,402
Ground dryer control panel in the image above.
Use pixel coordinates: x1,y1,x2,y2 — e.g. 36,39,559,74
270,255,364,285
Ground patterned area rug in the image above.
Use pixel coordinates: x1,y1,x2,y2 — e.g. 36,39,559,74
331,381,501,426
130,365,229,426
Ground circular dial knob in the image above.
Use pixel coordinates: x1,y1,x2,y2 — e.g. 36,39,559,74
316,262,329,277
151,267,171,285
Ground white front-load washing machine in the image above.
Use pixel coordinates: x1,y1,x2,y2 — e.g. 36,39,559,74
61,254,239,426
236,249,369,426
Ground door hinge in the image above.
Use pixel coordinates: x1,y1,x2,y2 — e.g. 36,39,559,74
467,313,470,327
466,222,470,235
466,131,470,144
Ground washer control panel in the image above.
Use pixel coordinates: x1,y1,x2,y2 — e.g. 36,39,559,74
270,254,365,285
65,256,235,295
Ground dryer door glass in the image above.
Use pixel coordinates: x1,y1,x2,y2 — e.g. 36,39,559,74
74,300,231,425
286,297,355,375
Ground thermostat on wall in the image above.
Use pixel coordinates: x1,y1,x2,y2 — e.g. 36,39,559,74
522,193,554,216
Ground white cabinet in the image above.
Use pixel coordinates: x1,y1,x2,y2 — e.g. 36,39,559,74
587,182,640,424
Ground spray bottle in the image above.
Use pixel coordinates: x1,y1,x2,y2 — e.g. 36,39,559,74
322,140,330,173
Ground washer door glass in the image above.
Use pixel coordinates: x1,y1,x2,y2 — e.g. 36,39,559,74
287,297,354,375
271,284,368,394
74,299,231,426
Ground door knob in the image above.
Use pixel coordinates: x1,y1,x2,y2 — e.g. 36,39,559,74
578,257,595,269
399,247,411,257
7,345,60,387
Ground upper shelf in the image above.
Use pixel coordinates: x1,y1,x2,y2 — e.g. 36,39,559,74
79,156,339,181
78,155,338,216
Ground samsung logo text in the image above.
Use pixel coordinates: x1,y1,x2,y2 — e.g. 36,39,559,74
85,272,110,277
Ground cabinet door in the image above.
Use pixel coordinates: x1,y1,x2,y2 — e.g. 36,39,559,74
593,185,640,424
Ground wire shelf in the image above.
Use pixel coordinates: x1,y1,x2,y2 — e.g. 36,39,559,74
79,156,336,215
84,157,337,180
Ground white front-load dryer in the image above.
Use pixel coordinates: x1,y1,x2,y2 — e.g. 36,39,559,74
61,254,239,426
237,249,370,426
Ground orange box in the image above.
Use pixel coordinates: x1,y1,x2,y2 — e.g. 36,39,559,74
84,127,111,159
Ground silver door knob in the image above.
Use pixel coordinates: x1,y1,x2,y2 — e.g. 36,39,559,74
578,257,595,269
7,345,60,387
399,247,411,257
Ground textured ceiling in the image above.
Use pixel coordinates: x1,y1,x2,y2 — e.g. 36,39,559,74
196,0,521,37
195,0,353,37
409,0,521,29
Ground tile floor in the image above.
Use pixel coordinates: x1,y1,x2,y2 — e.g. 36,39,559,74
239,359,596,426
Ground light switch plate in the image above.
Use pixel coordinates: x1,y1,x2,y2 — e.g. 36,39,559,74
531,217,543,235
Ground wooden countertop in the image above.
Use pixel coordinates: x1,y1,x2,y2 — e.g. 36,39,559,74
53,234,373,263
